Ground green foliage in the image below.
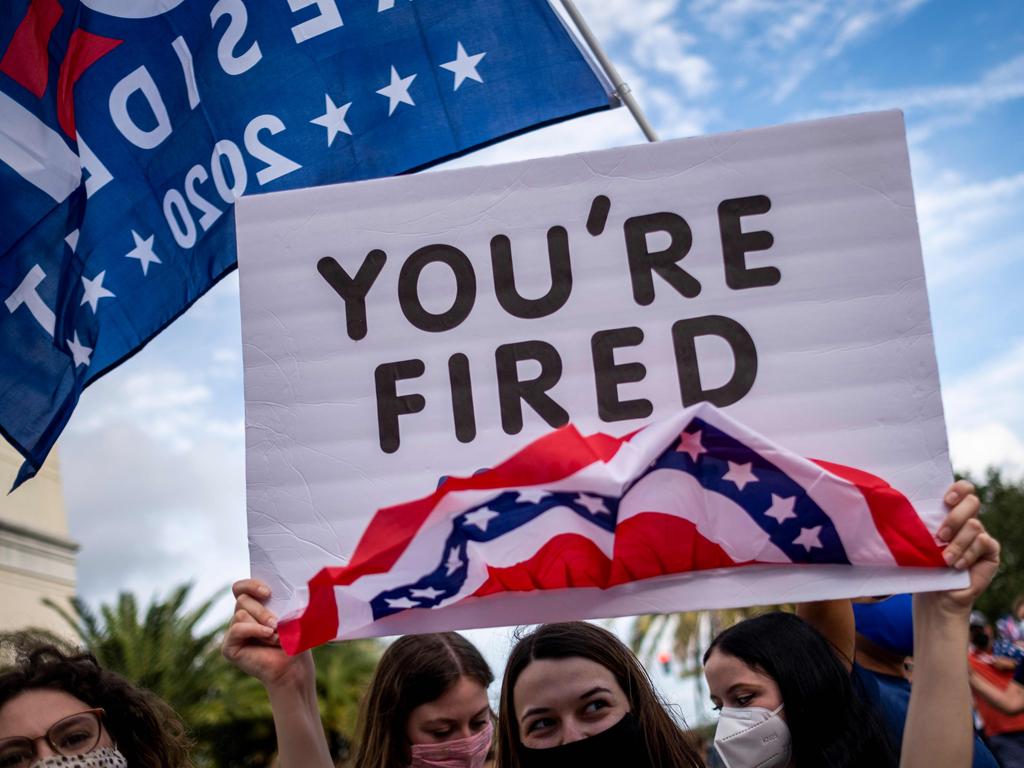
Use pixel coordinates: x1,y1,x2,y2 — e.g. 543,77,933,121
45,585,227,726
314,640,381,762
43,584,264,766
970,469,1024,620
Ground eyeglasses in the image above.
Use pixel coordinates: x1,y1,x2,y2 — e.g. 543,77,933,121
0,709,105,768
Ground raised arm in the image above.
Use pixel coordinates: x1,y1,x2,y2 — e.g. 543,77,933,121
222,579,334,768
969,669,1024,715
797,480,981,674
901,483,999,768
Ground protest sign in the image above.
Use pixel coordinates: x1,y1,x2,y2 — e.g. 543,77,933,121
236,110,965,641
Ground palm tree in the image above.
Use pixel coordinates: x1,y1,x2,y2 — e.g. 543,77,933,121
631,606,791,716
632,608,787,674
314,640,382,763
44,584,227,724
45,584,278,766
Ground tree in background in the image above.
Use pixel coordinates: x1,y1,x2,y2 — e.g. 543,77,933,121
35,583,381,767
630,605,790,719
314,640,381,762
971,469,1024,620
45,585,224,726
43,584,276,766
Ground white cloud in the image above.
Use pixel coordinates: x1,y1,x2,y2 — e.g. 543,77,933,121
944,339,1024,479
630,25,717,100
767,3,827,47
810,53,1024,147
60,418,248,611
916,169,1024,284
59,286,248,617
687,0,930,102
73,370,221,453
949,423,1024,481
567,0,717,126
825,54,1024,117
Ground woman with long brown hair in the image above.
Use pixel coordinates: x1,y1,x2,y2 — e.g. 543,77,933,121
496,621,702,768
224,579,494,768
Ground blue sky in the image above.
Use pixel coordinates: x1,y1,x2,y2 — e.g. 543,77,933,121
44,0,1023,715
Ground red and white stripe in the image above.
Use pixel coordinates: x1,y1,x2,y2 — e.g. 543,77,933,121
279,403,945,654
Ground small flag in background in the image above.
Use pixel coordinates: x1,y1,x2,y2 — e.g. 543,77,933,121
0,0,616,486
279,402,947,654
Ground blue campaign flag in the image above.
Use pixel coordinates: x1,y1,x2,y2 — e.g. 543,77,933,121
0,0,616,487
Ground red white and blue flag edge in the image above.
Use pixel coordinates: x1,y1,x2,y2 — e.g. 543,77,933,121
278,403,951,654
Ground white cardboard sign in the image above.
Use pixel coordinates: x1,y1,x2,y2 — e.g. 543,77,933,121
236,110,963,638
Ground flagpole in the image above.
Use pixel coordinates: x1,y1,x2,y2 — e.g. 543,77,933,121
558,0,659,142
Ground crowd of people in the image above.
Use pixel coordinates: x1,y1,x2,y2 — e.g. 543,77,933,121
0,479,1011,768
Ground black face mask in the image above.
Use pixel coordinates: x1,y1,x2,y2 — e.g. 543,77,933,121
517,712,652,768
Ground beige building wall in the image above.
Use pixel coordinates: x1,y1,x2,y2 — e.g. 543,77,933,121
0,441,78,638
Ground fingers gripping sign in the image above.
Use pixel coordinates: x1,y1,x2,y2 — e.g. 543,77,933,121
932,480,1000,607
223,579,313,689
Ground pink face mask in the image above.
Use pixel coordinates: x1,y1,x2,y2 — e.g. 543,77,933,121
409,721,493,768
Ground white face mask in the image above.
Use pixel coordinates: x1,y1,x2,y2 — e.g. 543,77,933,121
31,747,128,768
713,704,791,768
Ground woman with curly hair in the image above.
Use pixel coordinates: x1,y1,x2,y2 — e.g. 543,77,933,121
0,644,192,768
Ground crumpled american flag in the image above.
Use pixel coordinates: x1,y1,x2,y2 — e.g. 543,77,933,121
279,402,946,653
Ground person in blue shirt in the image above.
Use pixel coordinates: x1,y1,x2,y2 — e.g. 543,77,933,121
800,590,999,768
851,595,998,768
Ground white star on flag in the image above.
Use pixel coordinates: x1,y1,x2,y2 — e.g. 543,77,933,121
445,546,464,575
67,332,92,368
793,526,824,552
65,229,79,252
676,430,706,461
410,586,444,600
80,271,115,313
310,94,352,146
516,488,549,504
440,42,486,90
464,506,500,532
377,0,409,10
723,461,758,491
385,596,420,609
125,230,161,276
576,494,610,516
765,494,798,524
377,65,416,116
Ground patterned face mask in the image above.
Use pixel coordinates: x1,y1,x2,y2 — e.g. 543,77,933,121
30,747,128,768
